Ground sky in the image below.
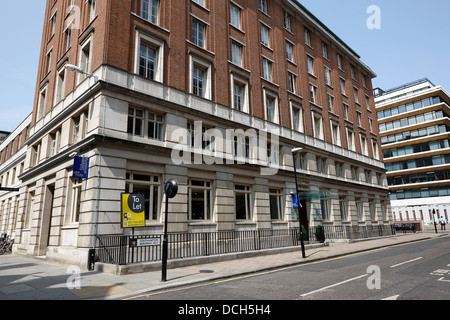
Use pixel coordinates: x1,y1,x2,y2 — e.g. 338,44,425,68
0,0,449,133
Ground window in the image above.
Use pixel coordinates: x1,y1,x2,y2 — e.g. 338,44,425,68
291,102,303,132
337,54,343,70
37,86,47,121
193,0,205,6
317,157,327,174
343,103,349,120
284,11,291,31
136,32,164,83
190,56,211,99
286,41,294,62
312,112,323,140
294,152,306,170
324,66,332,86
261,24,270,47
331,121,340,146
88,0,96,22
305,28,312,47
128,107,164,140
55,67,66,104
357,111,362,127
192,19,206,48
230,4,241,29
335,161,344,178
72,110,88,144
307,55,314,75
24,191,35,229
340,78,346,95
231,74,249,113
141,0,159,24
320,195,330,220
48,129,61,157
139,44,157,80
66,177,82,225
327,94,334,112
79,39,92,82
347,128,355,151
355,197,363,220
64,25,71,51
322,42,328,59
147,112,164,141
339,196,348,220
46,49,52,73
30,143,41,167
309,84,317,104
51,13,56,36
264,90,278,123
372,139,379,160
269,188,283,220
125,172,161,221
127,107,144,136
259,0,267,14
353,87,359,104
189,180,212,221
231,42,242,66
288,72,296,93
235,184,252,220
350,65,356,79
262,58,272,82
360,134,368,156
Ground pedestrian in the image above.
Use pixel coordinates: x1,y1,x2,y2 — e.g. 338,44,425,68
439,216,446,230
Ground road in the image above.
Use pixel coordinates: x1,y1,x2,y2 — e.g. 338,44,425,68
129,236,450,300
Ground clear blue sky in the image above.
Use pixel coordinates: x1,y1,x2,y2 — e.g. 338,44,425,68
1,1,449,132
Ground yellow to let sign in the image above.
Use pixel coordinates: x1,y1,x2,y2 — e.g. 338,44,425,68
121,193,146,228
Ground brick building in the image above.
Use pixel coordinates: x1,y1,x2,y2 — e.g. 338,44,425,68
6,0,391,268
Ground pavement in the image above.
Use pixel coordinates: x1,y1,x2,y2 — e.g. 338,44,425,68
0,231,448,300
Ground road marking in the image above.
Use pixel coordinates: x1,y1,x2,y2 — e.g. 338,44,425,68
381,295,399,300
300,274,368,297
390,257,423,268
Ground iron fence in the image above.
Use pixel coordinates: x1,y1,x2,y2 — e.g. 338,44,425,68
95,225,397,265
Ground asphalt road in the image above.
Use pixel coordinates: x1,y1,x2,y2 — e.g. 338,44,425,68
131,236,450,301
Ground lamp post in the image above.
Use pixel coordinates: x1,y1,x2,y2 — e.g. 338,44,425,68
432,209,438,234
161,179,178,282
65,64,99,82
292,147,306,258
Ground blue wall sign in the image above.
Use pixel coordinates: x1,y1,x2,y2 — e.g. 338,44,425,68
73,156,90,179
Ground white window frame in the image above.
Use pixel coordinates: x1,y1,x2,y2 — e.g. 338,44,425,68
269,188,283,220
235,184,252,221
141,0,159,25
190,55,212,99
264,89,279,124
188,179,212,221
231,74,249,113
230,3,241,30
330,120,341,146
135,31,164,83
78,37,93,83
290,101,303,133
312,111,323,140
54,66,66,104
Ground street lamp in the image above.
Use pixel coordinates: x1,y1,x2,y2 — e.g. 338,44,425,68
161,179,178,282
292,147,306,258
432,209,438,234
65,64,99,82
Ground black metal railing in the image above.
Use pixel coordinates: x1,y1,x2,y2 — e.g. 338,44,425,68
95,225,397,265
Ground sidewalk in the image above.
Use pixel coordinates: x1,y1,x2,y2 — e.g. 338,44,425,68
0,231,447,300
